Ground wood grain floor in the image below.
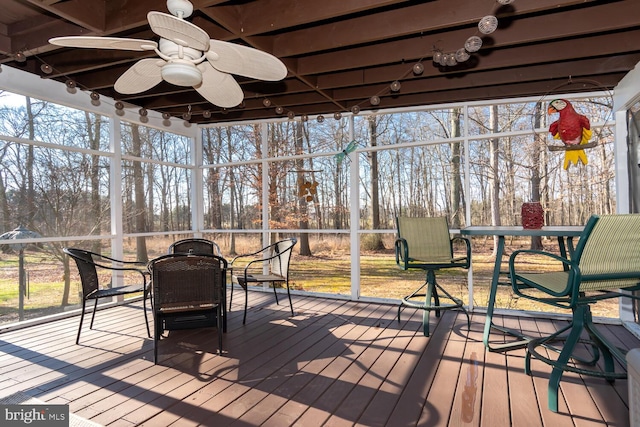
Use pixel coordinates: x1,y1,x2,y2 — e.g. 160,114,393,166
0,291,636,426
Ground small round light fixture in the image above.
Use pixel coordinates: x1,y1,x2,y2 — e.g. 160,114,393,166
390,80,401,92
351,105,361,115
370,95,380,106
317,115,325,123
115,101,124,110
182,112,191,121
334,112,342,120
275,106,284,114
66,79,77,89
445,53,457,66
138,108,148,117
413,63,424,75
40,64,53,74
90,92,100,101
301,114,308,122
262,98,272,107
455,48,470,63
15,52,26,63
478,15,498,34
287,111,295,120
202,110,211,119
465,36,483,53
162,112,171,120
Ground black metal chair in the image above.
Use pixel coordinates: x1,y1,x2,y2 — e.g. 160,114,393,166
229,238,297,324
169,238,222,256
64,247,150,344
395,216,471,337
148,253,227,364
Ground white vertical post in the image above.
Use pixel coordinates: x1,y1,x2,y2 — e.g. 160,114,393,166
192,127,204,237
463,105,474,311
349,116,360,300
110,115,124,288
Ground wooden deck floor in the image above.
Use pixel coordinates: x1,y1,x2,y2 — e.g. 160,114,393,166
0,291,636,426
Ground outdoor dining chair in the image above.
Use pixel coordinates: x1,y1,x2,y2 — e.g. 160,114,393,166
169,238,222,257
64,247,151,344
148,253,227,364
229,237,297,324
508,213,640,412
395,216,471,337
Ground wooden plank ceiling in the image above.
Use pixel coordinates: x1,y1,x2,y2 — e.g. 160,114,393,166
1,0,639,124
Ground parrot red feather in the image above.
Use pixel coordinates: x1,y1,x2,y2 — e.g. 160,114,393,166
548,99,592,169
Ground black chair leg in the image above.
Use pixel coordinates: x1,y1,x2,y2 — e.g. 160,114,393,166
285,281,294,316
243,287,248,324
76,300,87,344
89,298,98,329
273,282,280,305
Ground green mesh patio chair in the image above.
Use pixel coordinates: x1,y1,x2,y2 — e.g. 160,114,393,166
395,216,471,337
509,214,640,412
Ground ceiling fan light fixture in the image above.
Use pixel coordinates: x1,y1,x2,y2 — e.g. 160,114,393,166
161,62,202,87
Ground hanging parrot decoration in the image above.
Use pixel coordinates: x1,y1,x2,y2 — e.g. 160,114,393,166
548,99,593,170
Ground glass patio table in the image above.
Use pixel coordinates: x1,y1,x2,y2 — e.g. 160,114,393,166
461,225,584,351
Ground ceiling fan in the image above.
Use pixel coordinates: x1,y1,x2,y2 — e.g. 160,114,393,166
48,0,287,109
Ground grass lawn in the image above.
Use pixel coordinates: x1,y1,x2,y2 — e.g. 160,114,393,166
0,236,621,325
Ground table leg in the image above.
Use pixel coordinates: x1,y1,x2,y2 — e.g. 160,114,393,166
483,235,528,351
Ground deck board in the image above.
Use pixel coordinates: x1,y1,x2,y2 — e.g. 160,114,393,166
0,290,636,426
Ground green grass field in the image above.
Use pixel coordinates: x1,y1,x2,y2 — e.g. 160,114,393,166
0,237,620,325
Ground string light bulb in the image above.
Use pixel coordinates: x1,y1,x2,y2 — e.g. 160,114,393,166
40,64,53,74
14,52,26,63
413,63,424,75
390,80,401,92
351,105,361,115
478,15,498,34
162,112,171,120
334,112,342,120
202,110,211,118
90,92,100,101
262,98,272,107
370,95,380,106
317,115,325,123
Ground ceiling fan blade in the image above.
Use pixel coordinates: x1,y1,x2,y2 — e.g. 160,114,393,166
206,39,287,81
114,59,163,94
195,64,244,108
49,36,157,51
148,12,209,51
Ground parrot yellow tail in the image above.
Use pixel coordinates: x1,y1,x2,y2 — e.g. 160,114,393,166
563,149,588,169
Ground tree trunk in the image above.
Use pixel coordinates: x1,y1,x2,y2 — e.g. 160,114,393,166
368,117,385,250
